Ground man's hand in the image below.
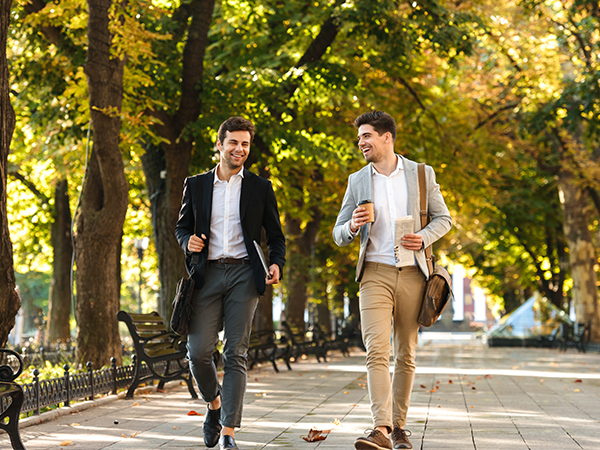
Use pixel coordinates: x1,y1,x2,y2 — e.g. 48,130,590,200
187,234,207,253
350,206,370,233
266,264,280,285
401,233,423,251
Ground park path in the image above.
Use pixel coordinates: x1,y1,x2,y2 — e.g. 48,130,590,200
2,337,599,449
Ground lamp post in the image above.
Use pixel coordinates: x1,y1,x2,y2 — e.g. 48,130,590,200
133,237,149,313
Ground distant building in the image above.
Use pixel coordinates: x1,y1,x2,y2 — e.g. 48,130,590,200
429,265,495,332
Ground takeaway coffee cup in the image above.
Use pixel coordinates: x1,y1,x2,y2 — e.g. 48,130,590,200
358,200,374,223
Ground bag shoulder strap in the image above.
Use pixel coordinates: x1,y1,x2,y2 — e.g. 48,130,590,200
417,163,434,276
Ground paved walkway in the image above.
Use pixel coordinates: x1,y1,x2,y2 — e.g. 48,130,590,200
2,339,600,449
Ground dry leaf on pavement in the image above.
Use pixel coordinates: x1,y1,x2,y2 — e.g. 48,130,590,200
301,428,331,442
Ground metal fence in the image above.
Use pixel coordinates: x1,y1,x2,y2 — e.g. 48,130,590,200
1,355,169,417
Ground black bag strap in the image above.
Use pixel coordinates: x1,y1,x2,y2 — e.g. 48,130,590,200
417,163,434,276
189,176,203,272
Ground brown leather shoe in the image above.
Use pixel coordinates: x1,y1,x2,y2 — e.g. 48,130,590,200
391,427,413,449
355,429,392,450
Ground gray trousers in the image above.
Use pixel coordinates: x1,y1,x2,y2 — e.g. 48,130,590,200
186,263,259,428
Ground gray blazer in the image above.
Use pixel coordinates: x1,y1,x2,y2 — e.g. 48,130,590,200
333,155,452,282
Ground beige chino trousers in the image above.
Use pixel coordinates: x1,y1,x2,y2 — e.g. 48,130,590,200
359,262,426,430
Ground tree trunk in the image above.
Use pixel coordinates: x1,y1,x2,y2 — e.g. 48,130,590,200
47,179,73,344
285,213,322,330
558,171,600,341
74,0,127,367
253,284,274,331
144,0,216,321
315,299,331,335
0,0,20,347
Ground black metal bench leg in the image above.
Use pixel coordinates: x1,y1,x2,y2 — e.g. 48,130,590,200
0,389,25,450
270,352,279,373
184,374,198,399
126,364,142,398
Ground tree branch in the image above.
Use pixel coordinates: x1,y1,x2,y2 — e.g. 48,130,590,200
8,170,51,204
474,102,520,131
23,0,77,56
295,14,340,68
586,187,600,217
173,0,217,134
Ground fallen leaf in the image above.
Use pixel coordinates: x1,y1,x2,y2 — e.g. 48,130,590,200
344,391,349,394
472,387,476,390
122,432,138,438
540,379,545,383
187,411,201,416
157,388,165,393
477,376,482,380
145,398,150,402
574,379,582,383
174,426,180,430
60,442,73,446
420,385,427,389
70,423,80,427
132,402,139,406
254,378,259,382
448,380,453,384
437,405,441,408
485,375,493,379
301,428,331,442
574,389,580,392
333,419,340,425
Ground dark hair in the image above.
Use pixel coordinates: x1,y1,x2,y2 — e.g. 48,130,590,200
217,116,256,144
354,111,396,141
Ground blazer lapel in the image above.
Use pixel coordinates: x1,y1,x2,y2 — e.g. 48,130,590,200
202,169,215,234
240,168,256,220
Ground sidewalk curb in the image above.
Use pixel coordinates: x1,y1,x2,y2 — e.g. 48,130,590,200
19,379,184,429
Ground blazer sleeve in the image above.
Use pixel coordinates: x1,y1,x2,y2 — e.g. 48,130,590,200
263,180,286,274
175,177,195,255
333,173,358,247
418,165,452,248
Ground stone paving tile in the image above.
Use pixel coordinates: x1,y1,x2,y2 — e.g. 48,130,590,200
2,342,600,449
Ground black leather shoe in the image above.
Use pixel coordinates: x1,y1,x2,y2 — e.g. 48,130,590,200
203,406,222,448
219,435,239,450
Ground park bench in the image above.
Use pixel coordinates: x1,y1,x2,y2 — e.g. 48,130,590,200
0,348,25,450
312,323,350,357
279,321,327,363
558,322,589,353
247,329,292,372
117,311,198,399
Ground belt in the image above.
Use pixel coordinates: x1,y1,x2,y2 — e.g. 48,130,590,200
208,258,250,265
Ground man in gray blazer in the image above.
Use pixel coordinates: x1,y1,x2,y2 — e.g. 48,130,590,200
333,111,451,450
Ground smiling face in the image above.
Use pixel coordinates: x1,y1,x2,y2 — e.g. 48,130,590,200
217,130,251,171
357,124,392,163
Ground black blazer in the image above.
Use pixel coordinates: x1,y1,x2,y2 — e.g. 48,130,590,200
175,167,286,295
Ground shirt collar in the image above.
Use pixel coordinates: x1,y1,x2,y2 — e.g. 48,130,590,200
371,155,403,178
214,164,245,184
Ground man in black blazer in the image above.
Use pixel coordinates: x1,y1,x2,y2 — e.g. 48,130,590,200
175,117,285,450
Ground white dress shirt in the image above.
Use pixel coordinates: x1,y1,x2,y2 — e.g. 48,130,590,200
365,155,414,266
207,164,248,260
